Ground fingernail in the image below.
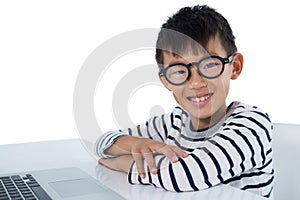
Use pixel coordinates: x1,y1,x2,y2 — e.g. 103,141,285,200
139,173,145,179
150,168,157,174
172,156,179,163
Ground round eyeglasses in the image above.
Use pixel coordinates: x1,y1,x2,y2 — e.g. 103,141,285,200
159,54,234,86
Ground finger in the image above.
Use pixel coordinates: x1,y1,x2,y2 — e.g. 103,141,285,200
132,153,146,178
157,145,179,163
171,146,189,158
143,151,157,175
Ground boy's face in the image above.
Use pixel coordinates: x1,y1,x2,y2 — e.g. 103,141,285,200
159,36,243,130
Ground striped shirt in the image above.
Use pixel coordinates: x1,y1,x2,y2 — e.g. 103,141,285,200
96,101,274,198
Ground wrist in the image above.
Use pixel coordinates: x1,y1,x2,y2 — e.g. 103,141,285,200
98,155,134,173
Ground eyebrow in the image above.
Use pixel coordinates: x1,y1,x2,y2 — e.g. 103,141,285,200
167,56,195,65
206,51,218,56
164,50,222,67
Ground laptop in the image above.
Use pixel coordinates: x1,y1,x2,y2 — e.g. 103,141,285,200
0,167,125,200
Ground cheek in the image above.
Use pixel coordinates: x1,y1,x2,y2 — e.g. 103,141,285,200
217,77,230,96
168,86,185,104
167,85,183,104
172,92,180,104
207,77,230,97
217,68,232,94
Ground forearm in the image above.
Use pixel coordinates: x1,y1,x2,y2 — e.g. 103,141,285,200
96,131,127,158
97,129,158,158
102,134,188,180
104,136,139,156
97,114,169,158
97,131,164,158
99,155,134,173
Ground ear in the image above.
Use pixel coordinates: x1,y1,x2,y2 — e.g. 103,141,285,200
231,53,244,80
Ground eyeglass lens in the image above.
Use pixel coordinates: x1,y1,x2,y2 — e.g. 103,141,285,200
165,57,224,85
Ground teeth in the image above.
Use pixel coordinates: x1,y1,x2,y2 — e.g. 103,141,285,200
190,95,210,102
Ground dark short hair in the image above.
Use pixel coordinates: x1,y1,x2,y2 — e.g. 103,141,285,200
155,5,237,65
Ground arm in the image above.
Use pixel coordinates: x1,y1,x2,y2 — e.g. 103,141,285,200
98,154,134,173
96,114,171,158
128,109,274,195
96,112,188,177
100,136,188,177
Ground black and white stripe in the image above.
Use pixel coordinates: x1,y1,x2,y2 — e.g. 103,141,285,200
96,101,274,198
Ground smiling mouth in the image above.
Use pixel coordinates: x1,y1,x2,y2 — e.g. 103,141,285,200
187,93,214,103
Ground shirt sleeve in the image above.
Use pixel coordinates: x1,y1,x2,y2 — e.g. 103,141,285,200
128,108,273,195
95,113,172,158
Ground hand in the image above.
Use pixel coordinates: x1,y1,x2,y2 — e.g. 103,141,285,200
98,155,134,173
130,138,188,179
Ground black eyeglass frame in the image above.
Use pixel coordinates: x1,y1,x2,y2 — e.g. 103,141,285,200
159,54,235,86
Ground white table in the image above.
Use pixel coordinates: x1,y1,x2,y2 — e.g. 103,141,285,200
0,139,265,200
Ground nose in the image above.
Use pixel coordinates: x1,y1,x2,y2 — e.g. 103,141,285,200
188,67,207,89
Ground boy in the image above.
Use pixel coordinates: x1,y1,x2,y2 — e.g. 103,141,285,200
96,5,274,198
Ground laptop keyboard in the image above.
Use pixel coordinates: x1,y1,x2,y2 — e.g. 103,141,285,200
0,174,52,200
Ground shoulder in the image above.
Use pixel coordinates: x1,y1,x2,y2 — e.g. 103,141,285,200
144,106,188,129
171,106,189,118
227,101,271,122
226,101,273,139
156,106,189,122
156,106,189,132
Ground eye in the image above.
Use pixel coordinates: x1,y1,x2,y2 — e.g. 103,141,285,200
171,70,186,75
202,62,220,69
166,65,188,79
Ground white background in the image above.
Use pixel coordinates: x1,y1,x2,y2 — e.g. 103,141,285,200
1,0,299,145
